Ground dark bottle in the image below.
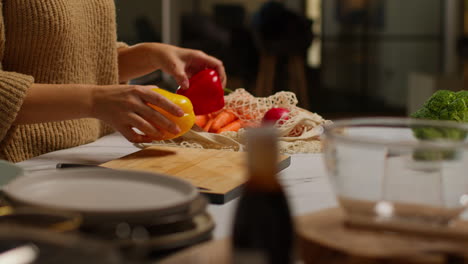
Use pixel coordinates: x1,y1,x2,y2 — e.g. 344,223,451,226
232,127,294,264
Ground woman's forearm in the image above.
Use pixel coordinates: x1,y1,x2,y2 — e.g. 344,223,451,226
118,43,160,83
13,82,185,143
117,43,226,89
14,83,94,125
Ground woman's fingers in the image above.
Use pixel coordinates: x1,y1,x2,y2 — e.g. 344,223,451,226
118,125,154,143
127,112,162,139
201,55,226,88
128,86,182,136
170,62,190,90
136,86,184,117
133,100,181,135
188,51,227,88
91,84,185,143
153,45,227,89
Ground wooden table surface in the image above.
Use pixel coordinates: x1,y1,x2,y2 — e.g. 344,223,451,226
17,132,337,239
159,208,468,264
158,239,231,264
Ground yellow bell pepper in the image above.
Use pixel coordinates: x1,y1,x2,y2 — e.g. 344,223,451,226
148,88,195,140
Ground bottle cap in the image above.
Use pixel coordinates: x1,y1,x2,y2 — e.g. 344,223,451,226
246,126,279,183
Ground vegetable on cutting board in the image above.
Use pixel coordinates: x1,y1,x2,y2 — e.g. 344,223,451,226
194,107,293,134
217,119,242,133
203,118,215,132
196,110,244,133
148,88,195,140
176,69,225,115
211,111,237,132
195,114,208,128
262,107,291,125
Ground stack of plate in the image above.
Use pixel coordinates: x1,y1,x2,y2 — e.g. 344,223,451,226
0,225,122,264
2,168,215,259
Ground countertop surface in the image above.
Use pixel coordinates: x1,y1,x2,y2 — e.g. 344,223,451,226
16,132,337,239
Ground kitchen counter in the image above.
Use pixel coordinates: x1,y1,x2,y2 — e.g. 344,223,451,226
16,132,337,239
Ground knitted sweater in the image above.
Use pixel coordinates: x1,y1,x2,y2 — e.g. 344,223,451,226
0,0,122,162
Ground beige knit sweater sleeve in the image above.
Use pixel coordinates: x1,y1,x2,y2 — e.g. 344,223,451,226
0,4,34,144
116,41,129,50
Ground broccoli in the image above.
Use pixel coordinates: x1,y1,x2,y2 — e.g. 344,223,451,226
410,90,468,160
411,90,468,122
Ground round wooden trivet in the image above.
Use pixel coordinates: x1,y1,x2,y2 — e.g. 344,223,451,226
296,208,468,264
158,239,230,264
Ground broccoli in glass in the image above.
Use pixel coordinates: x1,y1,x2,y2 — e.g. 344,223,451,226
411,90,468,122
410,90,468,160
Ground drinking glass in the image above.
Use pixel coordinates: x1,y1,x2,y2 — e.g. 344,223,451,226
322,117,468,228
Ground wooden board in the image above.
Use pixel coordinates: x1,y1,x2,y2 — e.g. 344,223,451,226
158,210,468,264
158,208,468,264
296,208,468,264
159,239,230,264
100,146,291,204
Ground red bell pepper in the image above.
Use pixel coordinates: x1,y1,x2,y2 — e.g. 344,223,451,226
176,69,225,115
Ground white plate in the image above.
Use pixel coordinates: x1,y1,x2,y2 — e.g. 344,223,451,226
0,160,22,186
3,168,198,225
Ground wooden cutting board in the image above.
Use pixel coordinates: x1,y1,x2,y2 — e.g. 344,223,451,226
100,146,291,204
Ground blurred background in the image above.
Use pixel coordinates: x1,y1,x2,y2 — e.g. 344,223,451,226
114,0,467,119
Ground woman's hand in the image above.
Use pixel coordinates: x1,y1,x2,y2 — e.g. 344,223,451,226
91,84,184,143
16,83,184,143
147,43,227,90
118,43,226,89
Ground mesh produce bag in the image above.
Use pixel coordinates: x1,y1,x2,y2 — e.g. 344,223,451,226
137,89,331,154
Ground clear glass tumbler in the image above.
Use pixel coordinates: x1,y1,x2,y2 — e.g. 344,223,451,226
322,117,468,228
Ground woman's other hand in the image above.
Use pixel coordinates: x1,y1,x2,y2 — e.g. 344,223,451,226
118,43,226,89
148,43,226,90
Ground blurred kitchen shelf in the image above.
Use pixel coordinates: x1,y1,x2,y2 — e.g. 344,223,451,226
321,111,406,121
309,89,406,120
